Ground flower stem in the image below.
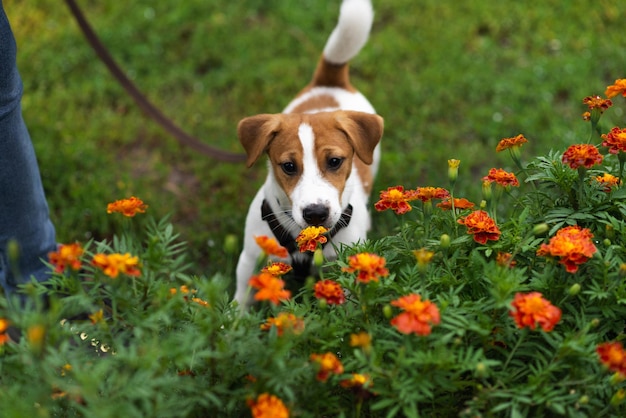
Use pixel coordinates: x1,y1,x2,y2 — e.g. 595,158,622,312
503,329,527,370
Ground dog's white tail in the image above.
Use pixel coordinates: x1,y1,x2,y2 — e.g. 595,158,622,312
323,0,374,64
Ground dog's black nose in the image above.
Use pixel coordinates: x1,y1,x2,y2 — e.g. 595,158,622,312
303,204,329,226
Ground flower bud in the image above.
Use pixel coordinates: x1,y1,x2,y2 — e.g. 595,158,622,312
532,223,549,236
382,304,393,319
606,224,615,239
317,298,327,310
223,234,238,255
603,239,611,247
590,318,600,328
475,362,488,378
578,395,589,405
481,181,492,201
440,234,451,249
27,324,46,354
568,283,581,296
448,159,460,184
313,248,325,268
7,239,20,265
610,372,625,385
611,388,626,406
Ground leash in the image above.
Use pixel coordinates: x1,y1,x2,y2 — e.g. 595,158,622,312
64,0,246,163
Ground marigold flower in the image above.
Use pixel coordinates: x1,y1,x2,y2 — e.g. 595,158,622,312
496,252,517,268
536,225,597,273
91,253,141,278
296,226,328,252
457,210,501,244
340,373,372,389
249,272,291,305
0,318,10,346
343,253,389,283
597,342,626,376
260,312,304,336
482,168,520,187
594,173,621,192
191,297,210,308
582,111,591,121
261,262,293,276
583,95,613,112
415,187,450,202
436,197,475,211
89,309,104,325
350,332,372,351
605,78,626,98
310,352,344,382
106,196,147,217
254,235,289,258
562,144,603,169
509,292,561,332
496,134,528,152
313,279,345,305
601,127,626,155
48,243,84,273
374,186,419,214
247,393,290,418
413,248,435,267
448,159,460,182
390,293,441,336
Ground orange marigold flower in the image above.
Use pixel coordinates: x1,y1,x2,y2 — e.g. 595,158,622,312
247,393,290,418
249,272,291,305
343,253,389,283
605,78,626,98
562,144,603,169
313,279,345,305
457,210,501,244
91,253,141,278
374,186,419,214
595,173,621,192
261,262,293,276
48,243,84,273
296,226,328,253
582,111,591,121
340,373,372,389
597,342,626,376
254,236,289,259
260,312,304,336
350,332,372,351
496,134,528,152
88,309,104,325
601,127,626,155
582,95,613,112
482,168,519,187
509,292,561,332
390,293,441,336
0,318,11,346
106,196,147,217
415,187,450,202
536,225,597,273
496,252,517,268
436,198,475,211
310,352,344,382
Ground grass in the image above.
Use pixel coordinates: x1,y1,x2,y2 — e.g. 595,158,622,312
7,0,626,293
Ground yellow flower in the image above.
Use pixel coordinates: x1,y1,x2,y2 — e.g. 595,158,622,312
89,309,104,325
413,248,435,267
295,226,328,253
350,331,372,352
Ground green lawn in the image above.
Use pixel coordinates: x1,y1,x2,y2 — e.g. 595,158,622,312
7,0,626,287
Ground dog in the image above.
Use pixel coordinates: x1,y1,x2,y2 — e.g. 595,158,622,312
234,0,383,307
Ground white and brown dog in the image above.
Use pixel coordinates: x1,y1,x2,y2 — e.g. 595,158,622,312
234,0,383,306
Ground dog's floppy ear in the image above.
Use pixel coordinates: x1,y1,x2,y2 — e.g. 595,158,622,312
238,114,282,167
335,111,384,165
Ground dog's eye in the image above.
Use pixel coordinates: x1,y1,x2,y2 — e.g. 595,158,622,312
280,162,297,175
327,157,344,170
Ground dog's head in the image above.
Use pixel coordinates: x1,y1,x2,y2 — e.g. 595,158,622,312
238,110,383,229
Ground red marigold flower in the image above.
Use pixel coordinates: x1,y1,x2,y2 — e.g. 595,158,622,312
415,187,450,202
254,236,289,258
296,226,328,253
496,134,528,152
496,252,517,268
313,279,345,305
310,352,344,382
249,272,291,305
594,173,621,192
247,393,290,418
482,168,520,187
106,196,147,217
48,243,84,273
601,127,626,155
342,253,389,283
0,318,11,346
261,262,293,276
509,292,561,332
436,198,475,211
390,293,441,336
536,225,597,273
260,312,304,336
605,78,626,98
562,144,603,169
597,342,626,376
582,95,613,112
374,186,419,214
457,210,501,244
91,253,141,278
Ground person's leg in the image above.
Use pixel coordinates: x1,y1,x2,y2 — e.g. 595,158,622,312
0,4,57,298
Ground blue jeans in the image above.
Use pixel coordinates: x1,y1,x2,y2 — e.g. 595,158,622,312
0,4,57,298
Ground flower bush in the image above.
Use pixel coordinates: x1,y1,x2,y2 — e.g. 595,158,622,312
2,79,626,417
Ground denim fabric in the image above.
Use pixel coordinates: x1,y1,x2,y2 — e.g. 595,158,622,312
0,3,57,297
